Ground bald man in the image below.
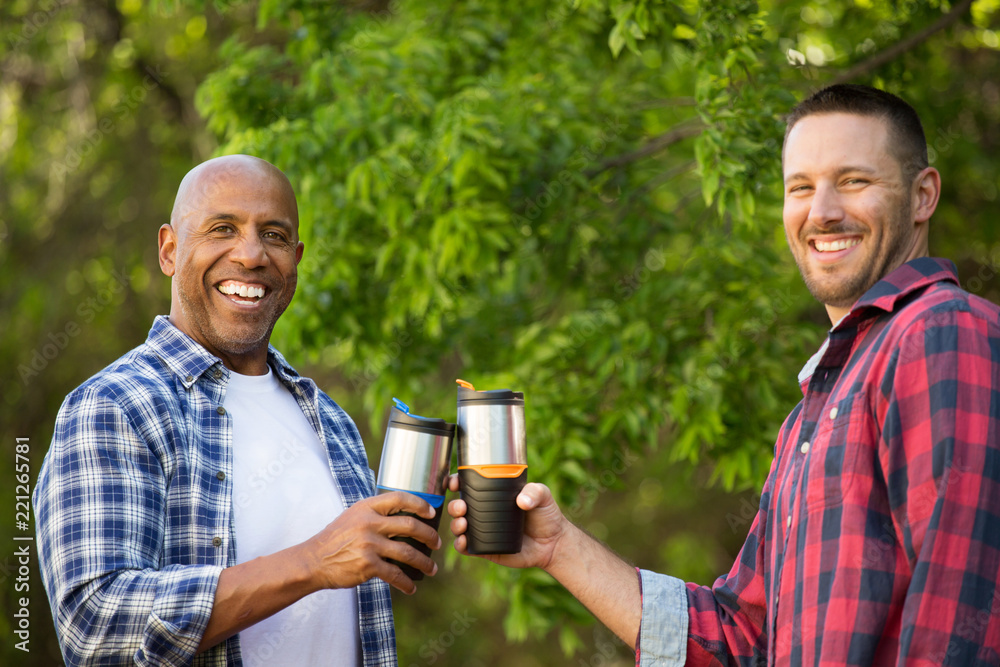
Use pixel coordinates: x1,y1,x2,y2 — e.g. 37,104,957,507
35,156,438,667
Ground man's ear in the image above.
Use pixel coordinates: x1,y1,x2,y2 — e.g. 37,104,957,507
296,240,304,265
913,167,941,224
158,224,177,277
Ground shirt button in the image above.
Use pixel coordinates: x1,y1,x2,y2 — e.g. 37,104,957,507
217,406,226,415
829,407,839,420
786,516,792,528
216,471,226,481
212,537,222,547
800,441,810,454
185,375,193,383
213,370,223,380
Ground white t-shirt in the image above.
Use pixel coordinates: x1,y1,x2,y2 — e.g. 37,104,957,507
224,367,361,667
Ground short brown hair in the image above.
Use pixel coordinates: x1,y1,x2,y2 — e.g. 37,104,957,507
784,84,928,183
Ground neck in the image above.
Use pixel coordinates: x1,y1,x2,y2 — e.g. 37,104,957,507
824,304,849,326
218,350,270,376
167,313,271,376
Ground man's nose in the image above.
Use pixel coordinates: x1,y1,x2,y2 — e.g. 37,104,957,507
807,183,845,227
229,232,269,268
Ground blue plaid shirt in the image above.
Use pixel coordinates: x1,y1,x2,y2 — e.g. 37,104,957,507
35,316,396,666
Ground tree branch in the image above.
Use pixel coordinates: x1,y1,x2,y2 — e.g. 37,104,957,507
585,121,703,178
96,0,186,119
828,0,975,85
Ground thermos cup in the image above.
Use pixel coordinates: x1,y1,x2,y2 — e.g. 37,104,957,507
376,398,456,580
455,379,528,555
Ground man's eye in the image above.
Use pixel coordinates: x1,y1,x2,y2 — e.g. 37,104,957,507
212,225,233,233
263,231,285,241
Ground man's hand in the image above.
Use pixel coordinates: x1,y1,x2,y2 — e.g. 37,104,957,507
199,491,442,652
446,475,642,649
446,476,570,572
300,491,442,595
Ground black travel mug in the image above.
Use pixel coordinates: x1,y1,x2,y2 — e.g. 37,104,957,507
376,398,455,580
455,379,528,555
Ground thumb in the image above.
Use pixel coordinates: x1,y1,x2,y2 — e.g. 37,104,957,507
516,482,553,511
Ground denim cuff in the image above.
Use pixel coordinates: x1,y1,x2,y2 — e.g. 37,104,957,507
638,569,688,667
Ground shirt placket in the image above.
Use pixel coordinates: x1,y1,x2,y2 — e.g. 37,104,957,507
770,324,857,666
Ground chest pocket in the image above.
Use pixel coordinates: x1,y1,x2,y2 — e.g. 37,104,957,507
804,390,874,512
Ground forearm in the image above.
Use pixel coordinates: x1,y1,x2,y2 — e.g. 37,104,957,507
197,543,318,653
544,522,642,648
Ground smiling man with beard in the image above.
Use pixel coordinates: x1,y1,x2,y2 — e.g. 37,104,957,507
447,85,1000,665
35,155,439,667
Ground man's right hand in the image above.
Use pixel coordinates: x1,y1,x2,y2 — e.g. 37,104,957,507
299,491,441,595
445,476,642,649
446,477,571,572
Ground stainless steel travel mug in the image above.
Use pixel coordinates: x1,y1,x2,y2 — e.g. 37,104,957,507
376,398,455,580
455,380,528,555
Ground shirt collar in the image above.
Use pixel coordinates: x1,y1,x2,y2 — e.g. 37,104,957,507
797,257,959,387
145,315,304,391
832,257,959,331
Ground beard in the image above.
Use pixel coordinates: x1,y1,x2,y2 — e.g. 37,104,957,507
175,275,295,359
794,198,913,310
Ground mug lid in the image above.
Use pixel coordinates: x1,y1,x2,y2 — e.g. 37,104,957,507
388,399,456,436
457,386,524,404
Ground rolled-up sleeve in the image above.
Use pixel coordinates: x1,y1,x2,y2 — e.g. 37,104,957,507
638,570,689,666
35,387,222,666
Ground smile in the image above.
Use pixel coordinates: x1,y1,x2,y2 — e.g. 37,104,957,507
813,238,861,253
216,280,268,304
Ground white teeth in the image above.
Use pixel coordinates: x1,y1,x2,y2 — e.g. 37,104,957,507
217,283,265,298
814,238,861,252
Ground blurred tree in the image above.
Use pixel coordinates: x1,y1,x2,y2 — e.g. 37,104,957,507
195,0,1000,661
2,0,999,665
0,0,253,663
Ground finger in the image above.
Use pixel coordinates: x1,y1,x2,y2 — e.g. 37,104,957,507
516,482,552,511
447,498,467,519
371,490,436,520
449,516,468,537
452,534,468,555
387,514,442,550
382,539,438,577
446,474,460,492
372,557,418,595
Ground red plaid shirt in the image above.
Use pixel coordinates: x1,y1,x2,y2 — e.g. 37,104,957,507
640,257,1000,666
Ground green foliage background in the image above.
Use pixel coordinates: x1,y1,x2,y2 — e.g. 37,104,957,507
2,0,1000,664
